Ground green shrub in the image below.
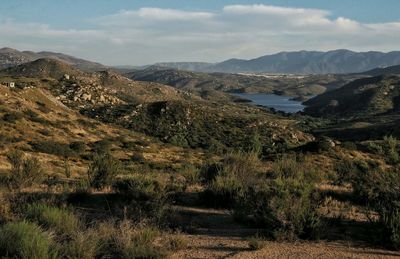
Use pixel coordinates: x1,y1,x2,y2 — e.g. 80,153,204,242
164,234,187,252
333,159,358,185
383,136,400,164
0,221,57,259
351,165,400,249
92,139,112,154
36,101,51,114
341,141,358,151
25,204,81,238
113,175,166,202
202,152,260,208
88,153,120,189
7,150,43,188
99,220,166,259
247,235,266,250
2,112,23,123
69,141,86,154
233,154,322,240
180,164,201,184
62,229,100,259
366,136,399,165
30,140,73,157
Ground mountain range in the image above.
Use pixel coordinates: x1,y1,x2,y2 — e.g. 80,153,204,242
2,47,400,75
153,49,400,74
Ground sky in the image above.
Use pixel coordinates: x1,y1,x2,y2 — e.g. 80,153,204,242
0,0,400,65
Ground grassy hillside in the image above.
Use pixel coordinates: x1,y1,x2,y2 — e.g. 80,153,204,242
304,75,400,117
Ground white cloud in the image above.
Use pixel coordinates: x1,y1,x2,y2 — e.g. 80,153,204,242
0,4,399,65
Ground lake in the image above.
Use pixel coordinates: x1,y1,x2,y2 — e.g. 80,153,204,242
234,93,305,113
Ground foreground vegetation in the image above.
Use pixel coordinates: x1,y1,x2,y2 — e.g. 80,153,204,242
0,134,399,258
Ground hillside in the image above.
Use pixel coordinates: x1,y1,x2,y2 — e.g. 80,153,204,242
304,75,400,117
0,47,106,72
0,58,310,151
128,66,358,100
362,64,400,76
0,58,86,79
155,49,400,74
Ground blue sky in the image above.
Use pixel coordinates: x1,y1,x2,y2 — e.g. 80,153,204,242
0,0,399,65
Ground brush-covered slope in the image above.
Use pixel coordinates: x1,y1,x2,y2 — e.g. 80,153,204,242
0,58,312,153
304,75,400,117
0,84,200,176
362,64,400,77
0,58,86,79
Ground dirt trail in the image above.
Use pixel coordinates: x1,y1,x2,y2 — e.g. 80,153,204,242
172,206,400,259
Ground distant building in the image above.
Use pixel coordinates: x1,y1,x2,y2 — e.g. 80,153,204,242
2,82,15,88
63,74,70,80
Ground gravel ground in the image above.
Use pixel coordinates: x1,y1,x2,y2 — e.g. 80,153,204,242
173,235,400,259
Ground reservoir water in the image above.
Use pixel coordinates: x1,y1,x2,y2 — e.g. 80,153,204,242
234,93,305,113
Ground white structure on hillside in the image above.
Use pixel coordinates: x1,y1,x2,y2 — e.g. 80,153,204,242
2,82,15,88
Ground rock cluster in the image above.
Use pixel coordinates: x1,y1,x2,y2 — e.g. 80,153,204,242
55,76,122,108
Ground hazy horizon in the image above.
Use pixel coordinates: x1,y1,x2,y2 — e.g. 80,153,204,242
1,0,400,65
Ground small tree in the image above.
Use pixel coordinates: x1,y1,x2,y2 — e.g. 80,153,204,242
87,153,120,189
7,150,43,189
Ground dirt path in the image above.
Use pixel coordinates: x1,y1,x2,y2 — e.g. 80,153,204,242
172,206,400,258
173,235,400,258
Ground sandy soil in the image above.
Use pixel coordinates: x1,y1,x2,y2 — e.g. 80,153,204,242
173,235,400,258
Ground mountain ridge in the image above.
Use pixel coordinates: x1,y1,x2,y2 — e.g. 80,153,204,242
151,49,400,74
0,47,106,72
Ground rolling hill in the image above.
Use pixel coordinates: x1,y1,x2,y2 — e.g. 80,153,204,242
304,75,400,117
0,47,106,72
362,64,400,77
127,66,358,100
0,58,310,151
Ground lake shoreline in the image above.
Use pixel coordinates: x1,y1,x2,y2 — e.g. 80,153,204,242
232,93,306,113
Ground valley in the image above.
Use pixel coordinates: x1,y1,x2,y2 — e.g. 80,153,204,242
0,48,400,258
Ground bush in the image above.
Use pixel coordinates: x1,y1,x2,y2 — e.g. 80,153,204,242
88,153,120,189
62,229,100,259
113,175,167,202
98,220,166,258
383,136,400,164
2,112,23,123
0,221,57,259
180,164,201,184
25,204,81,238
351,165,400,249
202,152,260,208
69,141,86,154
366,136,399,165
30,140,73,157
233,154,322,240
7,150,43,189
92,139,112,154
164,234,188,252
333,158,358,185
247,235,266,251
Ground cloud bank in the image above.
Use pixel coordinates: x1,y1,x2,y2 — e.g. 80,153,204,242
0,4,399,65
